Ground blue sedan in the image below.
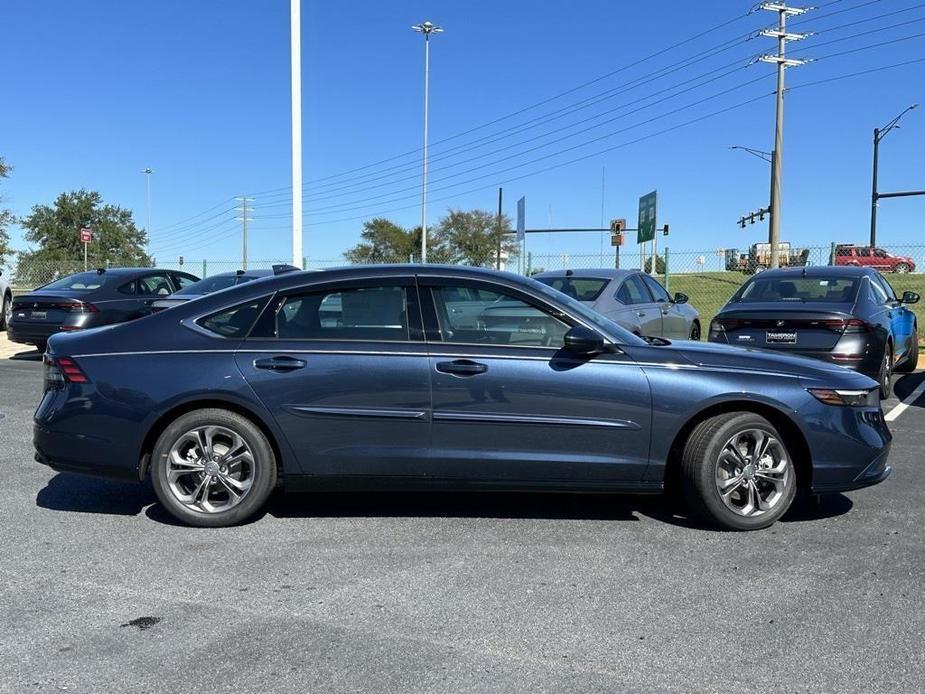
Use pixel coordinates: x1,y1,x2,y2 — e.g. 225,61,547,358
35,265,891,530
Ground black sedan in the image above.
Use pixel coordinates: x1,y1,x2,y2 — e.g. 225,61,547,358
709,266,919,397
150,265,300,312
8,267,199,350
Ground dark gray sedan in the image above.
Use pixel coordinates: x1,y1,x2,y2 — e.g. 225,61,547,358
534,269,701,340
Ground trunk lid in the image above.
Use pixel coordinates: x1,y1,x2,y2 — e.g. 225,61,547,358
714,303,857,351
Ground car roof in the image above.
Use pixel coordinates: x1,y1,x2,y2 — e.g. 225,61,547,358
751,266,874,279
532,268,635,280
68,267,180,277
200,269,275,279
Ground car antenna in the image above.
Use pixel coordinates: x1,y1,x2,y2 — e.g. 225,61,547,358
565,269,573,277
236,269,246,276
96,267,106,275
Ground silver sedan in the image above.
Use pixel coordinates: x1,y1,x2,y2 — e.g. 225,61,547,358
533,269,701,340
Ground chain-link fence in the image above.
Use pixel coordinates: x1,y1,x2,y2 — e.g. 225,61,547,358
8,242,924,340
528,244,925,340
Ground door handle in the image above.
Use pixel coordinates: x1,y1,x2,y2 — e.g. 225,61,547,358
636,311,647,317
435,359,488,376
254,356,307,372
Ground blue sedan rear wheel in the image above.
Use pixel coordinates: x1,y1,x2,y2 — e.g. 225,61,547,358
150,409,277,527
681,412,797,531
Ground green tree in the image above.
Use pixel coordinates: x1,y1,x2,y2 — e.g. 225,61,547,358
432,209,519,267
344,218,421,264
16,190,152,285
0,157,14,264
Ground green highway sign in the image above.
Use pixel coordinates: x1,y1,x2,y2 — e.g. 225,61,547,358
637,190,657,244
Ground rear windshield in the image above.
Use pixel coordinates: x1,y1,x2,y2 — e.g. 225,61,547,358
734,277,858,303
174,274,258,296
40,272,110,291
535,276,610,301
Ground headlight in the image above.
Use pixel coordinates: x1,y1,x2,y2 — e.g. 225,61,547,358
807,388,879,407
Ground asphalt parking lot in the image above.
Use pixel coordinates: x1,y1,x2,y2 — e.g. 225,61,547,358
1,342,924,694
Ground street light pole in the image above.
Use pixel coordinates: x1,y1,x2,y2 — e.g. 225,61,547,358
870,104,918,247
142,167,153,238
291,0,303,268
412,21,443,264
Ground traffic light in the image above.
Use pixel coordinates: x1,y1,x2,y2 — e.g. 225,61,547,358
662,224,669,236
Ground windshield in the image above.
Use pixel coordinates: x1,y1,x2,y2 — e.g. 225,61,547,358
40,272,110,291
526,276,645,345
535,276,610,302
734,276,858,303
174,274,259,296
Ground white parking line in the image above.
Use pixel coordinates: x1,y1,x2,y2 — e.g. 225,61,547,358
885,380,925,422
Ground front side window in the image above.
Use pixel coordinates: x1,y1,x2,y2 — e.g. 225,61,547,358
276,285,409,341
174,274,198,290
137,274,174,296
858,248,871,258
641,275,671,303
616,276,651,305
872,274,896,302
432,284,569,347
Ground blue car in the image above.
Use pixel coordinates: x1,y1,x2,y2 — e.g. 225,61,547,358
709,266,919,398
35,265,891,530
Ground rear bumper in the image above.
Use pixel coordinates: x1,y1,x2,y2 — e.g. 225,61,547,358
7,321,58,345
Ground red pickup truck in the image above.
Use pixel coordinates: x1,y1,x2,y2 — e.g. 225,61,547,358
834,245,916,273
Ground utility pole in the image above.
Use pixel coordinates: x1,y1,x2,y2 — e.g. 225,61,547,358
412,21,443,263
758,2,810,269
290,0,303,268
870,104,919,247
496,187,503,270
236,196,253,270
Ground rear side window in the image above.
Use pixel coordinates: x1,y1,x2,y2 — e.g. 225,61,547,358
198,299,266,338
535,277,610,301
276,286,409,341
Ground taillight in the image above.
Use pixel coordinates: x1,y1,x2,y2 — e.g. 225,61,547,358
43,355,89,390
52,301,98,313
819,318,870,333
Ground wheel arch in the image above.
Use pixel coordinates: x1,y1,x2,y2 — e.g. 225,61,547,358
663,400,812,494
138,397,287,482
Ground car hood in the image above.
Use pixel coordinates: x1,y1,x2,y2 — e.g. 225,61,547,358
655,340,877,389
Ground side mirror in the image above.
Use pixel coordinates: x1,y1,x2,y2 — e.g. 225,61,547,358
673,292,689,304
563,325,605,354
901,290,920,305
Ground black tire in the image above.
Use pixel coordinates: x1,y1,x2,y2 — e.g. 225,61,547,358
35,341,47,353
896,333,919,373
0,292,10,331
150,408,277,527
688,321,701,341
878,346,893,399
681,412,797,531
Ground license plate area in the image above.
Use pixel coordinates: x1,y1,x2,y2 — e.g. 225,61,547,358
766,330,797,344
30,311,48,320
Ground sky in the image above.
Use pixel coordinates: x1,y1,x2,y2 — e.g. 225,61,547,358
1,0,923,269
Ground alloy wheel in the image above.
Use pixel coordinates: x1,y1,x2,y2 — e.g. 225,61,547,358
2,296,10,328
714,429,791,517
165,425,255,514
895,263,909,274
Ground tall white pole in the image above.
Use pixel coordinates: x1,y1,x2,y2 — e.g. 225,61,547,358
290,0,303,268
421,34,431,263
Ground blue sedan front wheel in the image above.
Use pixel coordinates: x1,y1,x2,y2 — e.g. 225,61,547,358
681,412,797,530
